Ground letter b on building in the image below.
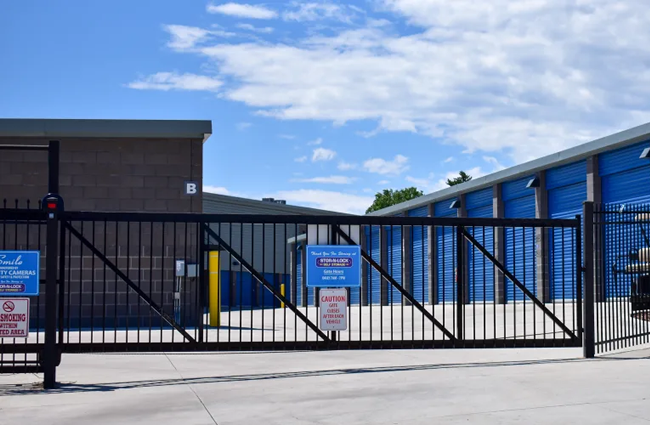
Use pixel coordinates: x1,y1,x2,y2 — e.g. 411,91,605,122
185,181,198,196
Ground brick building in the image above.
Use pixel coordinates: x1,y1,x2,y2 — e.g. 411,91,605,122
0,118,212,329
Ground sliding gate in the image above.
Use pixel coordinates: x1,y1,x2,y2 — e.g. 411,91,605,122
1,207,582,379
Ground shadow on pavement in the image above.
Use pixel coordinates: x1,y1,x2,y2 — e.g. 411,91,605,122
0,357,592,396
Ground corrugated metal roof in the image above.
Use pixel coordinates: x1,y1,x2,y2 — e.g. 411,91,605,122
0,118,212,142
203,192,350,215
368,121,650,216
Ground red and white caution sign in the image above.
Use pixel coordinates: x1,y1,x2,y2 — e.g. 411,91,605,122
0,298,29,338
319,288,347,331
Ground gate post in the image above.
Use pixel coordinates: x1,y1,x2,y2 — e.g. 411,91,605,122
456,226,464,341
43,195,61,389
583,202,595,358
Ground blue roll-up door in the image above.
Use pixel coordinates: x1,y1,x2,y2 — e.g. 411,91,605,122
235,272,254,307
503,177,536,302
600,141,650,298
409,206,429,304
221,271,231,309
367,226,382,304
466,188,494,302
387,224,403,304
547,161,586,301
296,252,303,306
435,200,457,303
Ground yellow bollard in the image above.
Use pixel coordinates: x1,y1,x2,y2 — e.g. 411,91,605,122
209,251,220,327
281,284,286,309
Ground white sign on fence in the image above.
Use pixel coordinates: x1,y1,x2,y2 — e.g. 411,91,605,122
319,288,347,331
0,298,29,338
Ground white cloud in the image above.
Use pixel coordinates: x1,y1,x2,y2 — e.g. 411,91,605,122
363,154,409,175
151,1,650,164
293,175,354,184
237,122,252,130
338,161,357,171
312,147,336,162
483,156,506,171
268,189,373,214
294,156,308,163
443,157,454,164
378,180,390,185
163,25,234,51
128,72,222,92
204,186,230,195
236,23,274,33
283,2,356,23
207,3,277,19
307,138,323,146
363,188,374,193
279,134,296,139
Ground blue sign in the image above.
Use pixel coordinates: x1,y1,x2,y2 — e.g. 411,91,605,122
0,251,40,296
306,245,361,288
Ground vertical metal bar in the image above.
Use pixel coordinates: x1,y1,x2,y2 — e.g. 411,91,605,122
456,225,464,342
43,202,59,389
137,221,142,343
114,221,119,344
198,222,206,343
523,225,527,341
90,221,95,344
575,216,583,342
160,222,165,345
583,202,595,358
57,217,66,346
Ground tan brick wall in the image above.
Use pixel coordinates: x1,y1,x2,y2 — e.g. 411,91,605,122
0,137,203,213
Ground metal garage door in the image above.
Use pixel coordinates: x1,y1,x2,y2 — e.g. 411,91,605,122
600,141,650,297
221,271,231,309
409,206,429,304
436,200,457,303
503,177,537,302
547,161,586,301
296,252,303,306
367,226,382,304
466,188,494,302
387,224,403,304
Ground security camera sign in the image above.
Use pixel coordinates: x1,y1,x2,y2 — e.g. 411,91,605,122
0,298,29,338
0,251,40,296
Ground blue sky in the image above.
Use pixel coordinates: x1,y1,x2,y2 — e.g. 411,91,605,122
2,1,650,214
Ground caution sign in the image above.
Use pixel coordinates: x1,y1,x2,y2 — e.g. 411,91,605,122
319,288,347,331
0,298,29,338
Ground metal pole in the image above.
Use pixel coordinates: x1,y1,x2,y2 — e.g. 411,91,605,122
583,202,595,358
43,202,60,389
456,226,464,341
43,140,61,389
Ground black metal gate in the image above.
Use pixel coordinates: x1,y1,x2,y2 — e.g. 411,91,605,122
588,202,650,354
1,202,584,386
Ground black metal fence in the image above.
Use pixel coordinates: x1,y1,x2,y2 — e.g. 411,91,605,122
1,203,586,385
591,202,650,353
42,213,583,351
0,201,47,373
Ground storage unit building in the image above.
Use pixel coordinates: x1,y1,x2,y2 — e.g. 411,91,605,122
368,121,650,304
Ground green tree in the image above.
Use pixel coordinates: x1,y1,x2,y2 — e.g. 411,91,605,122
365,187,424,214
446,171,473,186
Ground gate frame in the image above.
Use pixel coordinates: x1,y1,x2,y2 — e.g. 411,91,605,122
0,140,60,388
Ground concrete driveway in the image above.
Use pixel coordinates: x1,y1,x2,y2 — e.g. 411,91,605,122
1,347,649,424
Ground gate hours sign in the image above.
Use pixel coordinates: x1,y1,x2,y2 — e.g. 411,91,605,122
0,298,30,338
306,245,361,288
0,251,40,296
319,288,347,331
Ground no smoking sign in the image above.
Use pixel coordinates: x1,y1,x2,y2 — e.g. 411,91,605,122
0,298,29,338
3,301,15,312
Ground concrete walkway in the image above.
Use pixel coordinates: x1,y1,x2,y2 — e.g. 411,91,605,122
1,347,649,424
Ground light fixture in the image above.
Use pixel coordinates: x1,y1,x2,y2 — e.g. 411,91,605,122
640,147,650,159
526,176,540,188
450,199,461,209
